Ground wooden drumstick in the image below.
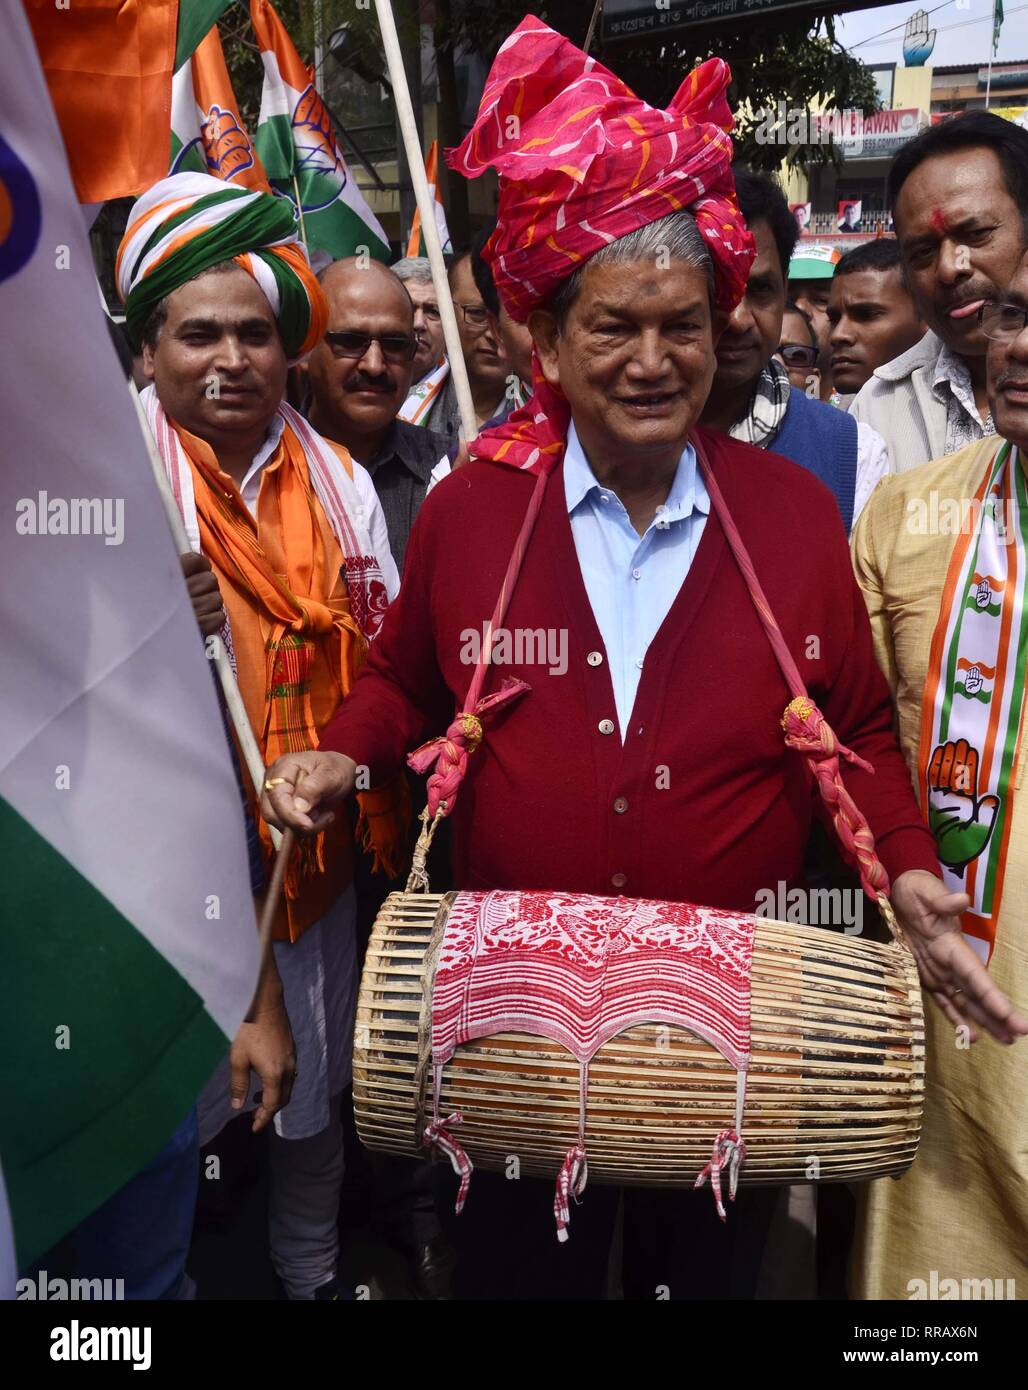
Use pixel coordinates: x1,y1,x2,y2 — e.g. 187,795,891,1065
245,775,301,1018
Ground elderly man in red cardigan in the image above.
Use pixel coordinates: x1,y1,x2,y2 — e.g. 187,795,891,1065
262,20,1026,1300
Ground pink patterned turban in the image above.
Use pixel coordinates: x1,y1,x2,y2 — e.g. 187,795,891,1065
447,16,754,320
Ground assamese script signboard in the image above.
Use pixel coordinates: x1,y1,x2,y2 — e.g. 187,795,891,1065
602,0,896,40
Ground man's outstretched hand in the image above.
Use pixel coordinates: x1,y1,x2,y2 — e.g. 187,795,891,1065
891,869,1028,1045
261,750,357,834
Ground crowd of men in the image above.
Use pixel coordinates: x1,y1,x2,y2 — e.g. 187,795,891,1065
59,23,1028,1304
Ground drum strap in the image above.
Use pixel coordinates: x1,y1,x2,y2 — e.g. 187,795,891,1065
692,435,905,946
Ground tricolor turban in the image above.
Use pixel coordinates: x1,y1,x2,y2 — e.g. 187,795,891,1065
116,173,327,359
448,17,754,319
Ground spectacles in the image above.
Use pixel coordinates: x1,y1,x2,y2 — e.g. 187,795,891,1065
777,342,818,369
978,300,1028,342
455,302,490,330
324,330,416,363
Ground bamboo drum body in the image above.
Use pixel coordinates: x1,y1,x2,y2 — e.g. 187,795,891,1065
353,892,925,1186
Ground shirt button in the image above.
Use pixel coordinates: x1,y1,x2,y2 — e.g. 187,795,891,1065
587,651,604,667
636,657,644,670
599,493,611,504
613,796,629,814
611,872,628,889
632,567,642,580
598,718,615,735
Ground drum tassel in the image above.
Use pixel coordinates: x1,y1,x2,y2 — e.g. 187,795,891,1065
694,1130,748,1221
423,1108,474,1215
553,1063,590,1242
695,1068,749,1221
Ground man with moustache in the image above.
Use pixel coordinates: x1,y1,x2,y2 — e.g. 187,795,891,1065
117,172,405,1300
827,239,925,397
850,259,1028,1298
700,169,890,532
850,112,1028,471
306,258,448,570
257,21,1018,1300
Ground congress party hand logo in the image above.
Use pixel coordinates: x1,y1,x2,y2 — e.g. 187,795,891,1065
0,133,41,285
203,105,255,182
927,739,999,872
291,84,347,213
903,9,937,67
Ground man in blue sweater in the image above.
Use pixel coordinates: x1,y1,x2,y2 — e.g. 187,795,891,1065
700,168,891,532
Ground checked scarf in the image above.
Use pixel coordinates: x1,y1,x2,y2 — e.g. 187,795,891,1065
728,358,792,450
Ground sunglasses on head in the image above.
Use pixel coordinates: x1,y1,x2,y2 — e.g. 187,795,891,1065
778,342,818,369
324,330,417,364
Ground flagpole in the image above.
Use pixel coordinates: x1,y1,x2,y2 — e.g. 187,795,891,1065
372,0,478,445
985,56,994,108
291,172,310,248
125,378,283,850
584,0,603,51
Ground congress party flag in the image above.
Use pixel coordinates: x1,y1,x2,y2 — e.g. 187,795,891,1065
171,23,270,191
406,140,453,258
1,2,260,1270
24,0,178,202
250,0,390,262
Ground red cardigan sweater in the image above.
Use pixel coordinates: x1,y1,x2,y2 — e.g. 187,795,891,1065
321,427,939,908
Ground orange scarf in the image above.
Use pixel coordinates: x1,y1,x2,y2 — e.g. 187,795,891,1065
175,419,407,941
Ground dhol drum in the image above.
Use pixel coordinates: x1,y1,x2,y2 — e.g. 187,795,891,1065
352,437,926,1232
354,889,924,1192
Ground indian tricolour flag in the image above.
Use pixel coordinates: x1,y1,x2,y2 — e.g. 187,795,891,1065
2,4,259,1272
249,0,390,262
406,141,453,257
171,23,270,191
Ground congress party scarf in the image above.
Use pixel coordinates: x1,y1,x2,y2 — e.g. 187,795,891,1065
918,441,1028,962
398,359,449,426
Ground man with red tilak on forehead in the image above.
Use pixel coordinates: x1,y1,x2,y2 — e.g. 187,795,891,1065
262,19,1024,1299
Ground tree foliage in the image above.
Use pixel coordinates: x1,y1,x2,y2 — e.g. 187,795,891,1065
447,1,881,171
213,1,880,176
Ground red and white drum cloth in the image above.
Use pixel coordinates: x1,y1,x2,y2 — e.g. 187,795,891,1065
423,889,756,1240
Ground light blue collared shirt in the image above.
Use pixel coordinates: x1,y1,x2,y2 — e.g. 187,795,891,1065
564,422,710,741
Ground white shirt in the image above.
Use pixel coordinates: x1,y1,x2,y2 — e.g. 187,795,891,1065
564,423,710,741
853,420,893,526
237,415,400,600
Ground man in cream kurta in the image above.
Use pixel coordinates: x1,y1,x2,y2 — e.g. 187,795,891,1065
852,422,1028,1297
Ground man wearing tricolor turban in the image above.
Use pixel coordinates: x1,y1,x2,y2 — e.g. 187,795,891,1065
263,20,1012,1299
118,171,407,1301
117,172,326,361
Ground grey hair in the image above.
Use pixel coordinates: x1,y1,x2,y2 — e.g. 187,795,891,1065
391,256,434,286
549,211,714,325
